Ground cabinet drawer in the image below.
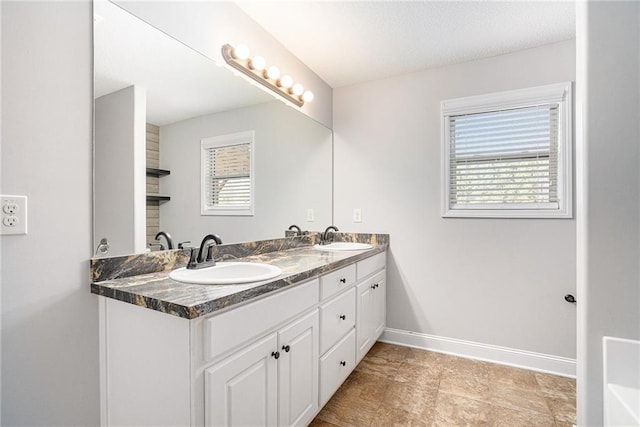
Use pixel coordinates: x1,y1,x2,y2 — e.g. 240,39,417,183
203,279,319,362
320,264,356,300
319,329,356,406
320,287,356,354
357,252,386,280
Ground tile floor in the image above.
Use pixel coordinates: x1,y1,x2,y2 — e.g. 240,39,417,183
311,342,576,427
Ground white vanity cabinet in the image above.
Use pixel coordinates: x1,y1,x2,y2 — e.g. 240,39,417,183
204,310,319,427
356,253,387,362
98,250,387,427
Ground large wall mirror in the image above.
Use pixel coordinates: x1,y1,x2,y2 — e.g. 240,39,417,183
93,1,333,257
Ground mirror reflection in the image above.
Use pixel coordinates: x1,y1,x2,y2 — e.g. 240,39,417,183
93,1,333,257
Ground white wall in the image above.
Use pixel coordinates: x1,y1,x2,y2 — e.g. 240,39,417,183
0,2,98,425
160,101,333,244
334,40,577,371
95,85,147,255
113,1,333,130
576,2,640,425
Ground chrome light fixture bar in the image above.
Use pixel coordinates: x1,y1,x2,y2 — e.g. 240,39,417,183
221,44,313,107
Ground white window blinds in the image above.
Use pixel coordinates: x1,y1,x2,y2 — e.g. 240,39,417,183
449,104,559,208
441,82,572,218
201,131,254,216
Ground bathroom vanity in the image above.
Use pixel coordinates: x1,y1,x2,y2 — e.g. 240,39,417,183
91,235,387,426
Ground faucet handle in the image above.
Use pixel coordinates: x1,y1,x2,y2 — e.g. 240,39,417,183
149,242,165,251
178,241,191,250
205,243,216,262
187,247,198,269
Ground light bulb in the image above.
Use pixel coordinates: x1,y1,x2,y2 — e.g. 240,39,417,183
266,66,280,80
232,44,250,60
249,55,266,71
291,83,304,96
302,91,314,103
278,75,293,88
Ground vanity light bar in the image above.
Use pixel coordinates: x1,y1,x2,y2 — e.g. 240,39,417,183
221,44,313,107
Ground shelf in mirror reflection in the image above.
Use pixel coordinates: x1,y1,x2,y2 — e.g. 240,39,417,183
146,195,170,203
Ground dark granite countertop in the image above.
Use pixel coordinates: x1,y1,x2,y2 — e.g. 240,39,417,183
91,241,387,320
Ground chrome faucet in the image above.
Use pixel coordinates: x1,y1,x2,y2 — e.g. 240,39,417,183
154,231,174,250
321,225,339,245
187,234,223,270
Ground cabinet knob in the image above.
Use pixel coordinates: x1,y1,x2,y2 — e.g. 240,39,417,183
271,351,280,360
340,361,346,367
282,345,290,353
371,284,376,289
339,278,346,284
374,283,379,289
339,314,346,320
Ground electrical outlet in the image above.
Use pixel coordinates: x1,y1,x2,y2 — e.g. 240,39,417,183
353,208,362,223
306,208,315,222
1,195,27,235
2,203,18,214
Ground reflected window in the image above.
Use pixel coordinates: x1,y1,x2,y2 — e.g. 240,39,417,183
201,131,254,216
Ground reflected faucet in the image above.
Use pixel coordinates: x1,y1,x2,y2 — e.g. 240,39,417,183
154,231,174,250
321,225,339,245
187,234,223,270
288,224,303,236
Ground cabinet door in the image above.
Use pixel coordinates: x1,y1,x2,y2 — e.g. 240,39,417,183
356,278,375,363
205,332,278,427
278,310,319,427
372,271,386,339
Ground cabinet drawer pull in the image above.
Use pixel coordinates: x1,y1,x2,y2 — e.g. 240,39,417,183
339,314,346,320
339,277,346,284
340,360,346,367
282,345,290,353
271,351,280,360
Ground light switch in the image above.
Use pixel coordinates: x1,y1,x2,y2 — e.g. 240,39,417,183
353,208,362,223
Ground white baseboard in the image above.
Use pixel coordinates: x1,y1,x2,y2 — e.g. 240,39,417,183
380,328,576,378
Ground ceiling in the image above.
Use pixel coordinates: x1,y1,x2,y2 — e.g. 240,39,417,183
237,1,576,88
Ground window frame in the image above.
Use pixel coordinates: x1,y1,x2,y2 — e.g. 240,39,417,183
200,130,255,216
441,82,573,219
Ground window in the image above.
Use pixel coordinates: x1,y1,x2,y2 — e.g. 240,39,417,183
201,131,254,216
441,82,572,218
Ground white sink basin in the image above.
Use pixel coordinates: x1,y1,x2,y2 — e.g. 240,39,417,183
169,262,282,285
314,242,373,251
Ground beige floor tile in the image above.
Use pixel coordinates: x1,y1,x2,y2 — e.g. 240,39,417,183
491,405,556,427
544,394,577,424
534,372,576,397
315,394,378,427
308,418,340,427
372,404,432,427
355,355,402,379
490,383,551,415
440,354,490,379
404,347,443,368
340,369,389,403
383,380,439,416
488,364,539,390
367,342,410,362
312,343,576,427
439,369,491,403
393,361,441,388
433,391,491,427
